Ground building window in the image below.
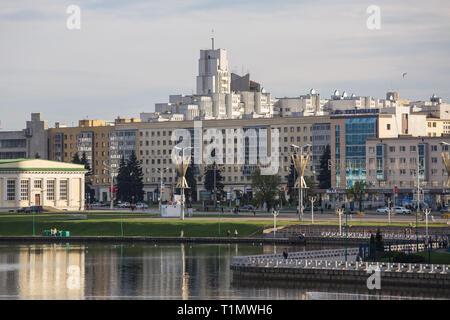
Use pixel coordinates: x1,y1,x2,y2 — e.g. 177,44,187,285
387,124,391,130
34,179,42,189
7,180,16,201
60,180,68,200
47,180,55,201
20,180,29,201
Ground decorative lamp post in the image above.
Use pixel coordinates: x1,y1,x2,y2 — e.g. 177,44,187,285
291,144,311,222
174,146,192,220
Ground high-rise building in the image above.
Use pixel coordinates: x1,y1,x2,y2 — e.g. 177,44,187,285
0,113,48,160
196,40,230,95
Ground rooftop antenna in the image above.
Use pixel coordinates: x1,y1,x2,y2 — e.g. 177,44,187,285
211,29,215,50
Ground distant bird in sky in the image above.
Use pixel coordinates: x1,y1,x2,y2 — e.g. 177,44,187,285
402,72,407,78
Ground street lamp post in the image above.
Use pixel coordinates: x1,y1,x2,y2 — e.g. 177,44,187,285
345,207,348,262
291,144,311,222
309,196,317,225
272,209,279,238
387,197,392,226
337,208,344,235
425,208,431,238
157,168,169,215
109,166,116,210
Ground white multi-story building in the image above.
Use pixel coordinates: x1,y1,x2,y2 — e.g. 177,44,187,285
146,42,274,122
196,46,230,95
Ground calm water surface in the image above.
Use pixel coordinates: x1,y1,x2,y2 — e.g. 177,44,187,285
0,242,445,300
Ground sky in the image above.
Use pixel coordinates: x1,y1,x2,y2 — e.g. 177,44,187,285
1,0,449,130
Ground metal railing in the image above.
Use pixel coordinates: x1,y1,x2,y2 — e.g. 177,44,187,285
231,257,450,275
233,248,360,263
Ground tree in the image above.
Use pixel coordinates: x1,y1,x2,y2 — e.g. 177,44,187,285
286,162,297,205
184,160,197,203
318,144,331,189
80,152,95,203
345,181,367,211
250,169,281,212
72,153,81,164
116,157,130,202
303,176,317,202
80,152,91,174
204,162,224,201
126,151,144,203
375,228,384,254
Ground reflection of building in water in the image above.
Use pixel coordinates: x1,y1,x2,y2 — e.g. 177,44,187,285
83,246,121,298
16,244,85,299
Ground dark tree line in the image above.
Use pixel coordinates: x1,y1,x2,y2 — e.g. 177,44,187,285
116,151,144,203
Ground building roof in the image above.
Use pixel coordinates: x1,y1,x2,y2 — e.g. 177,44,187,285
0,159,87,172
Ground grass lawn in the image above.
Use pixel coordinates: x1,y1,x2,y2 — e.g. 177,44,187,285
0,212,277,237
416,250,450,264
0,212,446,238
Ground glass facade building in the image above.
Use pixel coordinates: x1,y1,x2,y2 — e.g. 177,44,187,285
344,118,377,186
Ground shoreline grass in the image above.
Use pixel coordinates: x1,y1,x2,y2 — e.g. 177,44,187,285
0,212,446,238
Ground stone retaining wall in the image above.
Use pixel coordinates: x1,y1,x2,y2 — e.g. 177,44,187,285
231,265,450,288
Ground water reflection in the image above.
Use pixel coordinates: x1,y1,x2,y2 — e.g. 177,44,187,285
0,242,445,300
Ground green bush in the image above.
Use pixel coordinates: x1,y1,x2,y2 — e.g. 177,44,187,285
388,251,426,263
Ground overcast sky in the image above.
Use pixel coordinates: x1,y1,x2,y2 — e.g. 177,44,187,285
1,0,449,130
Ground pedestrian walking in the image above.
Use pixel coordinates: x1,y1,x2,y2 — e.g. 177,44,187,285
234,229,238,237
227,230,231,237
282,248,288,259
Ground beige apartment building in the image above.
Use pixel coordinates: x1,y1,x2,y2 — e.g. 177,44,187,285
48,118,140,201
116,116,330,201
365,136,450,209
426,118,450,137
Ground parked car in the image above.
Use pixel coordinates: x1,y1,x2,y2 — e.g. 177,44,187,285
393,206,411,214
117,202,130,208
304,205,320,212
102,201,111,207
376,207,390,214
17,206,43,213
440,207,450,213
91,202,103,207
240,204,255,212
135,202,148,209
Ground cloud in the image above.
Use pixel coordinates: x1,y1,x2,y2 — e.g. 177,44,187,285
0,0,449,130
